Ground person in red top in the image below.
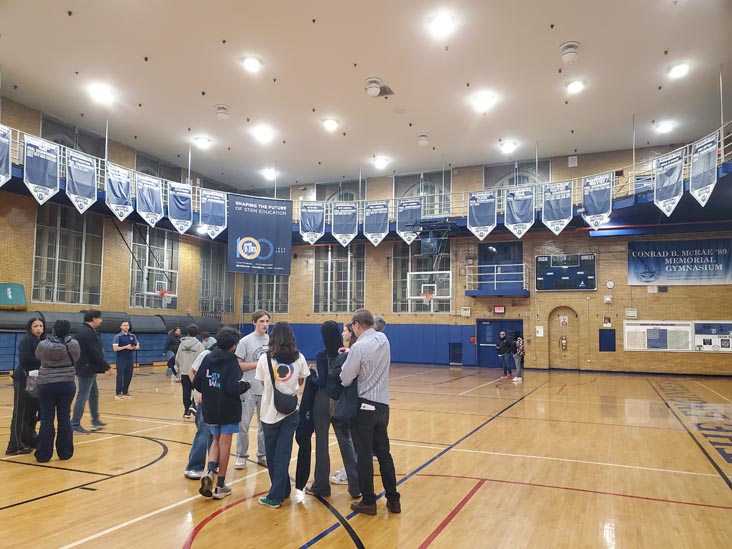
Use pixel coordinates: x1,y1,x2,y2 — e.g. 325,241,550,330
512,330,525,383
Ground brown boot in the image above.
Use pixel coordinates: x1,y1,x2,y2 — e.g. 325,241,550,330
350,500,377,515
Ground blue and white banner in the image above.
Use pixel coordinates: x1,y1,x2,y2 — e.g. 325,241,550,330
0,124,11,187
167,182,193,234
135,173,164,227
504,186,535,239
228,194,292,275
332,202,358,247
23,135,59,205
690,131,718,207
105,162,133,221
653,149,684,217
396,198,422,245
582,172,613,228
200,189,227,239
467,191,496,240
363,201,389,246
299,202,325,245
65,149,97,213
542,181,573,236
628,239,732,286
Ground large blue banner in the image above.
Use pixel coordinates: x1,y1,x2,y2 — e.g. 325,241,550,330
363,201,389,246
200,189,227,239
105,162,133,220
65,149,97,213
467,191,496,241
227,194,292,275
504,186,534,238
135,173,164,227
396,198,422,245
653,149,684,217
168,182,192,234
0,124,10,187
628,238,732,286
582,172,613,228
23,135,59,204
332,202,358,247
690,131,718,207
300,202,325,245
542,181,572,236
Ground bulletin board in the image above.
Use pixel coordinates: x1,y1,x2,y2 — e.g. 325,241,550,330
623,321,693,351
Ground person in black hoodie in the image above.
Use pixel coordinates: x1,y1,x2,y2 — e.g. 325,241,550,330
6,317,45,455
164,327,182,380
193,327,250,500
71,310,111,434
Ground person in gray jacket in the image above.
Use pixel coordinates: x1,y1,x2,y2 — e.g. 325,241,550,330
176,324,204,418
35,319,80,463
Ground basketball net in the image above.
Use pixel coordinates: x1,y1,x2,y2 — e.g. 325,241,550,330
421,292,433,306
159,290,174,307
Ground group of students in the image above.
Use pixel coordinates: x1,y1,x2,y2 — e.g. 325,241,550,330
496,330,525,382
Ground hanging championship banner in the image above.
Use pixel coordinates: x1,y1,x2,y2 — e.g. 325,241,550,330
653,149,684,217
504,186,535,238
200,189,227,238
135,173,164,227
0,124,11,187
332,202,358,247
582,172,613,228
167,182,193,234
363,201,389,246
227,194,292,275
542,181,573,236
467,191,496,240
396,198,422,245
105,162,133,220
690,131,718,207
299,202,325,245
23,135,59,204
65,149,97,213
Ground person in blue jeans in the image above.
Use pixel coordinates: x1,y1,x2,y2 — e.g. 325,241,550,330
496,331,513,379
184,349,212,480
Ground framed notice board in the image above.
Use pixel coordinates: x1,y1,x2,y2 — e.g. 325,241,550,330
535,253,597,291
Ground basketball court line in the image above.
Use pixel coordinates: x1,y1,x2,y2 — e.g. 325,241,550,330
498,414,686,432
459,378,501,395
694,381,732,404
390,370,438,381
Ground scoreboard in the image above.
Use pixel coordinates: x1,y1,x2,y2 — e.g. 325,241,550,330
535,253,597,291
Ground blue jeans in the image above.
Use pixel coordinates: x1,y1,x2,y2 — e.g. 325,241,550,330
71,375,101,429
36,381,76,462
499,353,512,376
262,412,299,503
186,403,212,471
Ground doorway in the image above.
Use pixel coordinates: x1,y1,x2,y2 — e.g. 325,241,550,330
547,306,580,369
476,318,524,368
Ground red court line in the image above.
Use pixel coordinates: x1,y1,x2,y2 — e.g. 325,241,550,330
419,479,485,548
183,489,268,549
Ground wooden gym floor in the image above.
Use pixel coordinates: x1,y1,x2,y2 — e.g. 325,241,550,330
2,365,732,548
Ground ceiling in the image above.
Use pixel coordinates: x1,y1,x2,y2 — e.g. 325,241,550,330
0,0,730,191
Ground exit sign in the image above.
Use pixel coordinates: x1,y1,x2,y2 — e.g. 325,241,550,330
494,305,505,314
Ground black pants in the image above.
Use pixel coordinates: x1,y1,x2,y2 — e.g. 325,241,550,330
6,372,39,454
350,399,399,506
36,381,76,462
115,357,134,395
181,375,193,413
294,416,315,490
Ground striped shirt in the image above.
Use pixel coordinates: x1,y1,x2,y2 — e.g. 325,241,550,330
340,328,391,405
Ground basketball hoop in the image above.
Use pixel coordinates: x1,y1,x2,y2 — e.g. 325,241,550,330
421,292,433,305
159,290,174,308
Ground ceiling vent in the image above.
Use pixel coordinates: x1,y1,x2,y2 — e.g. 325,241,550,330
559,41,580,64
416,132,430,146
365,77,394,98
214,104,230,120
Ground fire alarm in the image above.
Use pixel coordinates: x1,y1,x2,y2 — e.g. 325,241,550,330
559,41,580,64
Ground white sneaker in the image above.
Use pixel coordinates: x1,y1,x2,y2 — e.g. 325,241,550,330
513,377,522,382
235,457,247,470
213,485,232,500
329,469,348,485
184,470,203,480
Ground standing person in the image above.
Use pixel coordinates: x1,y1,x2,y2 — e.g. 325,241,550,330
193,328,251,500
341,308,401,515
164,328,182,380
294,363,317,492
512,330,524,383
234,310,270,469
34,320,80,463
256,322,310,509
200,332,217,350
6,317,45,455
496,331,513,379
183,347,212,480
71,310,111,434
176,324,204,418
112,320,139,400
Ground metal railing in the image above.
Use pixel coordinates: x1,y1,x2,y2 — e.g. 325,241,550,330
465,263,529,292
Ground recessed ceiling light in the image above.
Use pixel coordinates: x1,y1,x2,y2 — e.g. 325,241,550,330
566,80,584,94
668,63,689,79
261,167,277,181
655,120,674,134
196,225,207,235
471,91,498,113
500,141,518,155
429,12,456,39
88,83,115,105
192,136,213,150
373,155,390,169
242,56,262,73
250,124,275,144
322,119,339,132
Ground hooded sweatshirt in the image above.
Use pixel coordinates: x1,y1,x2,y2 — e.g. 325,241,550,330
36,336,81,385
175,336,204,376
192,348,250,425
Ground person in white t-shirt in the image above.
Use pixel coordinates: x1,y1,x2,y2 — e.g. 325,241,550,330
255,322,310,509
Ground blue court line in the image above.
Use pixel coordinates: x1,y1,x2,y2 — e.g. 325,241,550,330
298,380,548,548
